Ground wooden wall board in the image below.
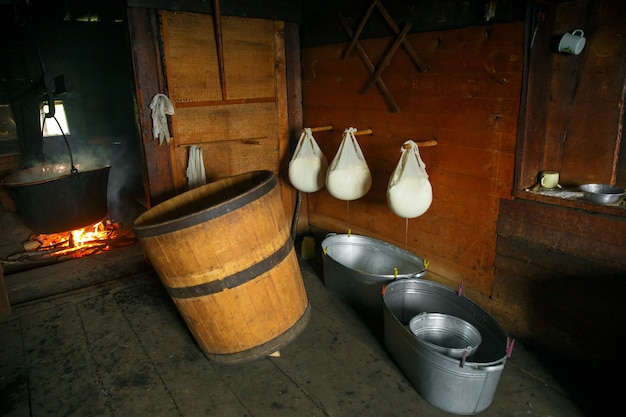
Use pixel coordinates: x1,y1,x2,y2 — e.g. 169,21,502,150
174,139,279,182
0,153,19,172
303,105,518,143
222,16,277,100
302,22,523,295
129,7,294,218
310,209,495,294
275,21,297,224
127,7,176,206
162,13,277,103
128,0,301,23
495,234,624,281
173,103,278,145
516,0,626,189
302,70,522,102
493,198,626,363
498,201,626,265
514,0,556,189
162,11,222,103
300,0,525,48
0,264,9,316
139,10,291,205
550,0,626,184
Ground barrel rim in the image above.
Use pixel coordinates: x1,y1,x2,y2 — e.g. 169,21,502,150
133,170,276,238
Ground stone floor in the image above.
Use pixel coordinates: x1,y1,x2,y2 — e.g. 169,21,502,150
0,207,614,416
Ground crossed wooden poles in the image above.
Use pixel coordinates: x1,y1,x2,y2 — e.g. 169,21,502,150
338,0,427,113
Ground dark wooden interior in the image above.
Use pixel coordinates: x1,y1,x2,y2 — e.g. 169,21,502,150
1,0,625,380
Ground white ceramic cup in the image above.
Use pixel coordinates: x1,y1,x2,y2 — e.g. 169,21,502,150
558,29,586,55
540,171,559,189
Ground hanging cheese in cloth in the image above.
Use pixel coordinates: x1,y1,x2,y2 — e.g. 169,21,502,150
326,127,371,201
289,128,328,193
387,140,432,218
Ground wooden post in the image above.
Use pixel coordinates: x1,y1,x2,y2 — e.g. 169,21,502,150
0,263,10,317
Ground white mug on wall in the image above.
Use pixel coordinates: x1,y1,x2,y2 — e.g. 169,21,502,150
558,29,586,55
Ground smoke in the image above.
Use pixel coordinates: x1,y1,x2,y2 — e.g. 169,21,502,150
7,134,145,227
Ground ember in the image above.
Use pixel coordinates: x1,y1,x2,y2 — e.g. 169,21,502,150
9,220,136,263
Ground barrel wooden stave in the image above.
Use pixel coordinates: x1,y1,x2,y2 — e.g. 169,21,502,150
133,171,309,363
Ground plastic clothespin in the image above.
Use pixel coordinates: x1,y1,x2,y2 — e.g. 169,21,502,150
424,260,430,270
457,282,463,296
323,246,328,256
381,284,387,296
393,267,398,279
347,228,352,237
506,337,515,358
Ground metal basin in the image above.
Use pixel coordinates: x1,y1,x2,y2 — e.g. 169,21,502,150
1,163,110,233
322,233,425,316
409,312,482,359
383,278,509,415
579,183,625,205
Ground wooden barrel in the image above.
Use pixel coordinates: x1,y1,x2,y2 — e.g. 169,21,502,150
133,171,310,363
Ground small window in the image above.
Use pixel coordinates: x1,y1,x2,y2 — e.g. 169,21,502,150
40,101,70,137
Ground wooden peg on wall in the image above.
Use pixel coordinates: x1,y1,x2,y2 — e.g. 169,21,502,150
309,125,333,132
412,139,438,147
353,128,373,136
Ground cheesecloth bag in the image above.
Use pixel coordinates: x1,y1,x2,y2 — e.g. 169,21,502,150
387,140,432,218
326,127,371,201
288,128,328,193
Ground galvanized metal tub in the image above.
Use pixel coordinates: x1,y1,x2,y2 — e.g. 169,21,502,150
409,312,482,359
321,233,425,316
383,278,509,415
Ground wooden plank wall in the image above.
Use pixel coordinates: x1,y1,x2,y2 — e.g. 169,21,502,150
129,9,294,215
162,12,286,190
517,0,626,189
128,7,176,205
302,22,524,295
493,198,626,364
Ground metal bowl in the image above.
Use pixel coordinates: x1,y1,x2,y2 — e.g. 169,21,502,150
579,183,625,205
409,312,482,359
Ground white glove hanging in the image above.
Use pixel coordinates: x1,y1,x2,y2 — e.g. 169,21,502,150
387,140,432,218
149,93,175,145
186,145,206,190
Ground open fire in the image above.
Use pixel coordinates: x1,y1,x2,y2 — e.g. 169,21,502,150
9,219,136,263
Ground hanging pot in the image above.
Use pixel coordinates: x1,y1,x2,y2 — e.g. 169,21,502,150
1,163,110,233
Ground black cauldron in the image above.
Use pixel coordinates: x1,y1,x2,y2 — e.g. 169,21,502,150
1,163,110,233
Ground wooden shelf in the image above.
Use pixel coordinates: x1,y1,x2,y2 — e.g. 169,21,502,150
513,188,626,218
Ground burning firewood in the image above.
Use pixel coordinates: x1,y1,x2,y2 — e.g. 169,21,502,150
22,240,42,251
3,220,137,265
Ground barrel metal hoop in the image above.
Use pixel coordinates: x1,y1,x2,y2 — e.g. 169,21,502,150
165,236,294,298
134,172,276,238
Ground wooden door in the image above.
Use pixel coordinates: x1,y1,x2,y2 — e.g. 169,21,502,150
129,9,291,213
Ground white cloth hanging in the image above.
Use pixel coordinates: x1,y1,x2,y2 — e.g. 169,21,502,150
186,145,206,190
149,93,175,145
